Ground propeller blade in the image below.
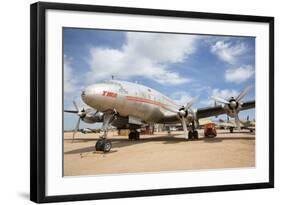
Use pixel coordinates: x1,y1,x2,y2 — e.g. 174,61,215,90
185,96,198,110
93,110,99,115
72,117,80,142
73,101,79,112
234,112,241,131
236,86,252,102
64,110,78,113
181,117,189,139
211,96,229,104
194,119,199,129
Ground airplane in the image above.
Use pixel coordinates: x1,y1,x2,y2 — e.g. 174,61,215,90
216,116,255,133
64,80,255,152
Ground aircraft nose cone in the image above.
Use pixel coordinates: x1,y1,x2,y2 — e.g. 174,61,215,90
81,84,104,107
81,88,92,105
81,90,86,97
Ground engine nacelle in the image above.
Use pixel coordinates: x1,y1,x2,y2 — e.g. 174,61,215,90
82,111,103,124
178,107,196,123
223,102,241,118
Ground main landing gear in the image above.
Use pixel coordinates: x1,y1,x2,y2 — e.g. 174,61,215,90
188,130,199,140
188,121,199,140
128,130,140,140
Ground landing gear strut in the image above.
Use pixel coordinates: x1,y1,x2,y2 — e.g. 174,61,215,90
95,112,116,152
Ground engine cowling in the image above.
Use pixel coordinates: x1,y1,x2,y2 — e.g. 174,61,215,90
82,110,103,123
178,107,195,122
224,97,242,118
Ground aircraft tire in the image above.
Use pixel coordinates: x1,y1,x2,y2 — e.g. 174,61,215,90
193,131,199,139
135,132,140,140
129,131,140,140
95,139,104,151
188,131,193,140
102,139,112,152
128,132,134,140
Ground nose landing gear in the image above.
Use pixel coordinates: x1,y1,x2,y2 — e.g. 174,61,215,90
95,111,116,153
95,138,112,152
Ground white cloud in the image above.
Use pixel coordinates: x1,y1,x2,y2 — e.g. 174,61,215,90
199,99,214,107
64,55,77,93
211,41,248,64
171,91,193,106
212,88,239,99
225,65,254,83
125,32,197,63
87,32,199,85
199,88,239,107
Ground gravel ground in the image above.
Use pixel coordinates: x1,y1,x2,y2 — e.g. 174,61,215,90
63,129,255,176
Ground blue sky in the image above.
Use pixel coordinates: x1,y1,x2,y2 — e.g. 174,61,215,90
63,28,255,130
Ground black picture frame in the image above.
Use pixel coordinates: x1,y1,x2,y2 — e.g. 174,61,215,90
30,2,274,203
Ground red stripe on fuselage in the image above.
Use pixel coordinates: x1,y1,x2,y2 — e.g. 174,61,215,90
125,96,176,113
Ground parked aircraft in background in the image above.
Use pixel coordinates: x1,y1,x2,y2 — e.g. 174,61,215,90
216,116,255,133
65,80,255,152
81,128,101,134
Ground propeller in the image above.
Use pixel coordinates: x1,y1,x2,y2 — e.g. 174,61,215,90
211,96,229,104
171,97,197,139
211,86,252,131
236,86,252,102
64,101,87,142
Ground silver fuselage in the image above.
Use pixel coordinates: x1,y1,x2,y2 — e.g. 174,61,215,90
81,80,180,123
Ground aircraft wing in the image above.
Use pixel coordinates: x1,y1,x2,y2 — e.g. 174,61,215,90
198,118,213,126
197,100,255,119
240,100,255,111
218,122,236,128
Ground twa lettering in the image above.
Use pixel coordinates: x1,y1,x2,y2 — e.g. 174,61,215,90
102,91,117,98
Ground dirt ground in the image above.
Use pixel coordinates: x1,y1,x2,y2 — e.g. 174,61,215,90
63,129,255,176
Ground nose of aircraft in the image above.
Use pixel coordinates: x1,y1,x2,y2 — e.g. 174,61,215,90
81,90,86,98
81,86,94,105
81,84,105,107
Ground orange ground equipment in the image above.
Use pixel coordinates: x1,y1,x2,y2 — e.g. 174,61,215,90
204,123,217,138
